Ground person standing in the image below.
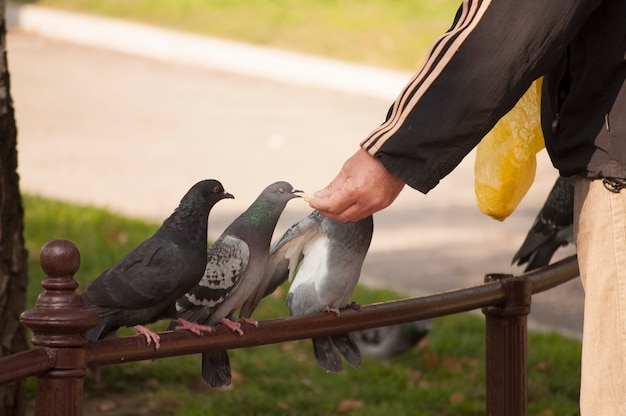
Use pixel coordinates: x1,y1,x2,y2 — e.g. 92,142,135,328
310,0,626,413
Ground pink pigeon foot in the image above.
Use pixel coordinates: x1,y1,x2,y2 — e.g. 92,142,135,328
322,306,341,317
219,317,244,335
172,318,214,335
134,325,161,349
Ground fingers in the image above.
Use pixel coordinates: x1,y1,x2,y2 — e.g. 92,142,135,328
309,181,359,221
310,195,362,222
310,188,384,222
308,149,405,222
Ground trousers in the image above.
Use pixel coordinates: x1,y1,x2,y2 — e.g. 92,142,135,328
574,177,626,414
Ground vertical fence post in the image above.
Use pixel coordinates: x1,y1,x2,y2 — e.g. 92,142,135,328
482,274,532,416
20,239,98,416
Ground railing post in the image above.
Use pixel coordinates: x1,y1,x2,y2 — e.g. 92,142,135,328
20,239,98,416
482,274,531,416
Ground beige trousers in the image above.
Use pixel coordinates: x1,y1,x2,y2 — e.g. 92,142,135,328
574,177,626,414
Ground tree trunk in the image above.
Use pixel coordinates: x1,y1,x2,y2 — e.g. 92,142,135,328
0,0,29,414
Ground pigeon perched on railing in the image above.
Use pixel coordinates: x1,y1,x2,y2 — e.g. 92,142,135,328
512,175,575,272
173,181,302,387
351,320,432,360
265,210,374,373
82,179,233,349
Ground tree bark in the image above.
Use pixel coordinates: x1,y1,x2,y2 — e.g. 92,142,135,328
0,0,29,414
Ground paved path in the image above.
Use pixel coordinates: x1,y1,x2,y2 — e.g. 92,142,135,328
7,4,583,338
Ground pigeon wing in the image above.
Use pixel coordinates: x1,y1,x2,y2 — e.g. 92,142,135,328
176,235,250,324
263,213,323,297
512,176,574,269
84,238,197,315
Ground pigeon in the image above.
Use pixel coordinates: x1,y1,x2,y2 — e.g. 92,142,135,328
82,179,233,349
172,181,302,387
512,175,575,272
265,210,374,373
351,320,432,360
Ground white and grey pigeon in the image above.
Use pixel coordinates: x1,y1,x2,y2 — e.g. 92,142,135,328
512,175,575,272
351,320,432,360
172,181,302,387
82,180,234,349
264,210,374,373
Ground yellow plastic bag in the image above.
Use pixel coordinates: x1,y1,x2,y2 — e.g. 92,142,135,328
474,78,545,221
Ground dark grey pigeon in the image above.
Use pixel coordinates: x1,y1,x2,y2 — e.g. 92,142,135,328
265,210,374,373
173,181,301,387
82,180,233,349
351,320,432,360
512,175,575,272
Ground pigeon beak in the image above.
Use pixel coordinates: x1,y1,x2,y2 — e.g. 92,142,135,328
291,189,304,198
223,192,235,200
291,189,316,202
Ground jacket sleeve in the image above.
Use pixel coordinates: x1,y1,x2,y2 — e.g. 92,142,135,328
361,0,601,193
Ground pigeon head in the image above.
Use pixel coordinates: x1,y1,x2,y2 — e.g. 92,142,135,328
227,181,301,236
178,179,234,213
164,179,234,235
263,181,303,203
253,181,302,214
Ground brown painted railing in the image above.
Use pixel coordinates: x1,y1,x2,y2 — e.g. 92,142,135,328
0,239,580,416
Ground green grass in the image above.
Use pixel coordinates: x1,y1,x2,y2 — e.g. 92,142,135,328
13,0,461,71
22,195,581,415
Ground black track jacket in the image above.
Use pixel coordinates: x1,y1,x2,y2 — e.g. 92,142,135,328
362,0,626,193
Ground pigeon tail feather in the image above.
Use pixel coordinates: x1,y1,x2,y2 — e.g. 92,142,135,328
312,337,343,373
201,350,232,388
331,334,361,368
84,316,114,341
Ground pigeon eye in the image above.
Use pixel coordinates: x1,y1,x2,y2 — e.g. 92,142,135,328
277,188,284,193
213,186,220,193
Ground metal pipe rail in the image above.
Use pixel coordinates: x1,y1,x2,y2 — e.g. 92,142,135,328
0,239,580,415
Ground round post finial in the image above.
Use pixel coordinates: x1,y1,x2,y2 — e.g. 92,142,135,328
39,238,81,279
21,239,98,348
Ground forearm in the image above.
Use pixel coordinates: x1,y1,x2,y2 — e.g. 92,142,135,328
362,0,600,193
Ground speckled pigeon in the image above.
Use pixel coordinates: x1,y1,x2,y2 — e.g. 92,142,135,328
265,210,374,373
81,180,233,349
351,320,432,360
512,175,575,272
172,181,301,387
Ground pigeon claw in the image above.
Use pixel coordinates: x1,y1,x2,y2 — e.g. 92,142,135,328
172,318,214,336
219,317,244,336
238,317,259,328
322,306,341,317
134,325,161,350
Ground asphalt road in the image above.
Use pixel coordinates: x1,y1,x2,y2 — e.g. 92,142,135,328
7,5,583,338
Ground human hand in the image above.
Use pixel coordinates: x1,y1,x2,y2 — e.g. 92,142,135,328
309,148,405,222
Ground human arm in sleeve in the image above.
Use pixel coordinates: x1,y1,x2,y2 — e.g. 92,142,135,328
311,0,601,221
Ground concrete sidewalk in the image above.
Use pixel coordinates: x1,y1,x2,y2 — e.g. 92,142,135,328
7,4,583,338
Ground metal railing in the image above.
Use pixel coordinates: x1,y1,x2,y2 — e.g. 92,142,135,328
0,239,580,416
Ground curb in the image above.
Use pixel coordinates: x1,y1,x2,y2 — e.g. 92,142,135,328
6,3,411,101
